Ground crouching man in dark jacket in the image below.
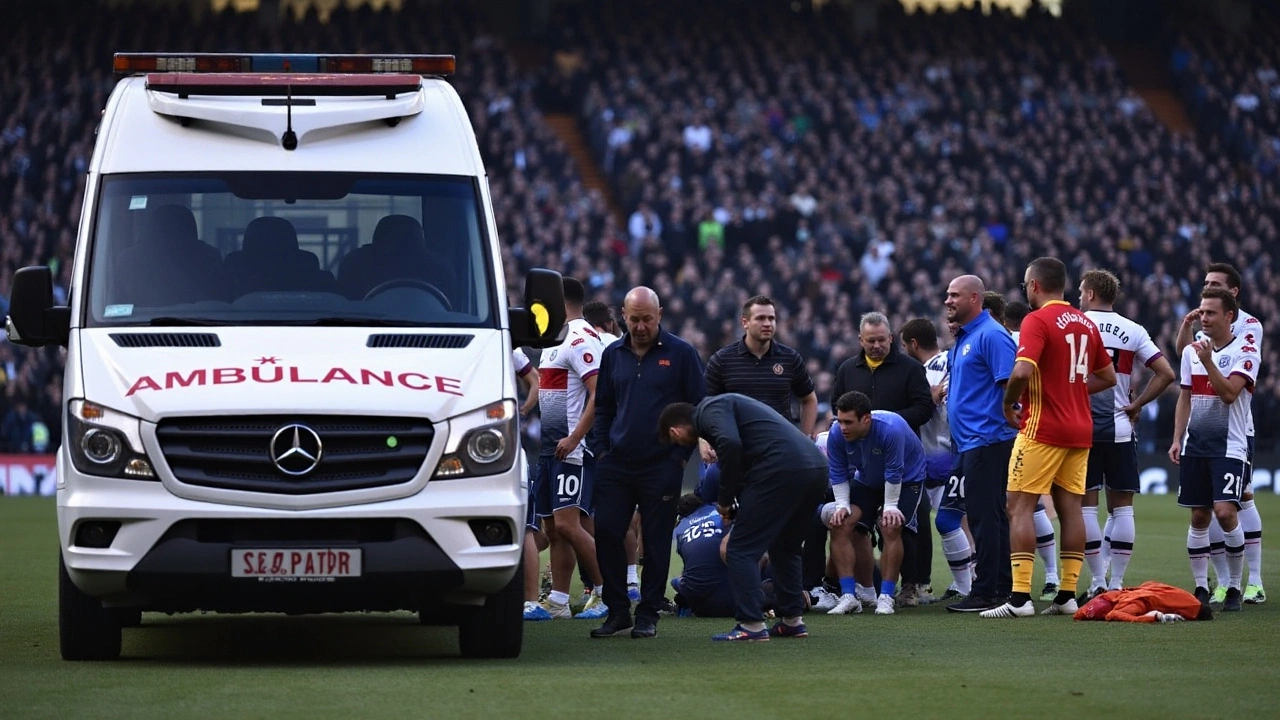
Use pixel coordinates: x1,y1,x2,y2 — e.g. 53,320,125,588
659,393,827,642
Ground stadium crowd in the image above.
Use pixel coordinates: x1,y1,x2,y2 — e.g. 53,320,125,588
0,0,1278,458
545,0,1280,448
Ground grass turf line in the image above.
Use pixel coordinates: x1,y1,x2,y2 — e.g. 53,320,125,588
1,495,1277,719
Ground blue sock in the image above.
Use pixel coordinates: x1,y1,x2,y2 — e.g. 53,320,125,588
880,580,896,597
840,577,857,596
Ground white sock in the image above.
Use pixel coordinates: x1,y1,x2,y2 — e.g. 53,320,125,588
1108,506,1135,590
1224,523,1245,591
941,529,973,595
741,621,766,632
1034,507,1058,584
783,616,803,627
626,565,639,584
1209,516,1230,586
1239,499,1264,587
1082,506,1106,591
548,590,570,606
1100,511,1115,579
1188,525,1210,589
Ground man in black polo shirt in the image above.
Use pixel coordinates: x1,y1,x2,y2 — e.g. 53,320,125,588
703,295,818,436
589,286,706,639
830,311,936,607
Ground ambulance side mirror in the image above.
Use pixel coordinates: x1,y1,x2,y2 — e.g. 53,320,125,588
509,268,566,349
5,266,69,348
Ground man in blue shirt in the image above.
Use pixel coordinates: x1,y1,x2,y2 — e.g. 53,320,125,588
943,274,1018,612
589,286,706,639
671,494,734,617
821,391,927,616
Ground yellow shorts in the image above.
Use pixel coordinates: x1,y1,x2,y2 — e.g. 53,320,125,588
1008,435,1089,496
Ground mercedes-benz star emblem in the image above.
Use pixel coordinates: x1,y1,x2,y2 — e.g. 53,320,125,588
269,424,323,476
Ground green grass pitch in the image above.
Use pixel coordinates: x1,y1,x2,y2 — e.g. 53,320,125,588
1,495,1277,719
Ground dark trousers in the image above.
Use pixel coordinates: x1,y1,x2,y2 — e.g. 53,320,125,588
901,492,933,586
681,581,736,618
593,457,683,622
801,486,835,589
963,439,1014,600
725,467,828,623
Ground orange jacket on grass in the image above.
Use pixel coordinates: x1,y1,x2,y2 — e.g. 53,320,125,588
1073,582,1209,622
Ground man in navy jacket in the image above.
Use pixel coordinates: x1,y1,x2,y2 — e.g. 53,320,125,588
589,286,705,639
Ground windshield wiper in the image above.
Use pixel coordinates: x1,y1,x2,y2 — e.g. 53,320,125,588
146,317,228,326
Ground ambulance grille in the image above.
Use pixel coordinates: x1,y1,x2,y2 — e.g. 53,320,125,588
155,415,434,494
111,333,222,348
366,334,473,349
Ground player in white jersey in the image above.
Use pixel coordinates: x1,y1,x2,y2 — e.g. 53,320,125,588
1079,271,1175,598
1175,263,1266,604
527,278,608,621
900,318,973,601
513,348,551,617
1170,288,1259,613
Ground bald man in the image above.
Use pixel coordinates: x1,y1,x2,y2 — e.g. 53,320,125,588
942,275,1018,612
589,287,706,639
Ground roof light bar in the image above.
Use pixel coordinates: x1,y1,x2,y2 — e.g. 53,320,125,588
114,53,456,77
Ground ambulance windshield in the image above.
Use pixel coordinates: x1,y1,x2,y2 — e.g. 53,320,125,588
85,172,496,328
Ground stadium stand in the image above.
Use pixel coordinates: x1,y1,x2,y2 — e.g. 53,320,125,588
547,0,1280,446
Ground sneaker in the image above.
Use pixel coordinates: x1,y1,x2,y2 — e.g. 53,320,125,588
875,594,895,615
1039,583,1058,602
574,595,609,619
939,588,968,602
523,601,553,621
539,598,571,619
1244,584,1267,604
1041,597,1078,615
1194,586,1211,608
856,587,878,606
898,583,919,608
656,597,679,615
811,587,839,611
577,587,594,610
589,614,633,638
827,593,863,615
1211,585,1228,605
917,585,937,605
711,624,769,642
946,595,1000,613
627,583,641,603
980,600,1035,618
769,621,809,638
1222,587,1244,612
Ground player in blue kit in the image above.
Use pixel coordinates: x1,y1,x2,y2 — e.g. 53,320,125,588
670,494,734,617
822,391,928,616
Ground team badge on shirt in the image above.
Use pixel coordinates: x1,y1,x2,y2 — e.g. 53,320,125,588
773,363,784,375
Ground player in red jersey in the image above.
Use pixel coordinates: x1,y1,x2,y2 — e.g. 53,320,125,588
983,258,1116,618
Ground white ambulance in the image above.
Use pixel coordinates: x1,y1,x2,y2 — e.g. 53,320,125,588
4,53,565,661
